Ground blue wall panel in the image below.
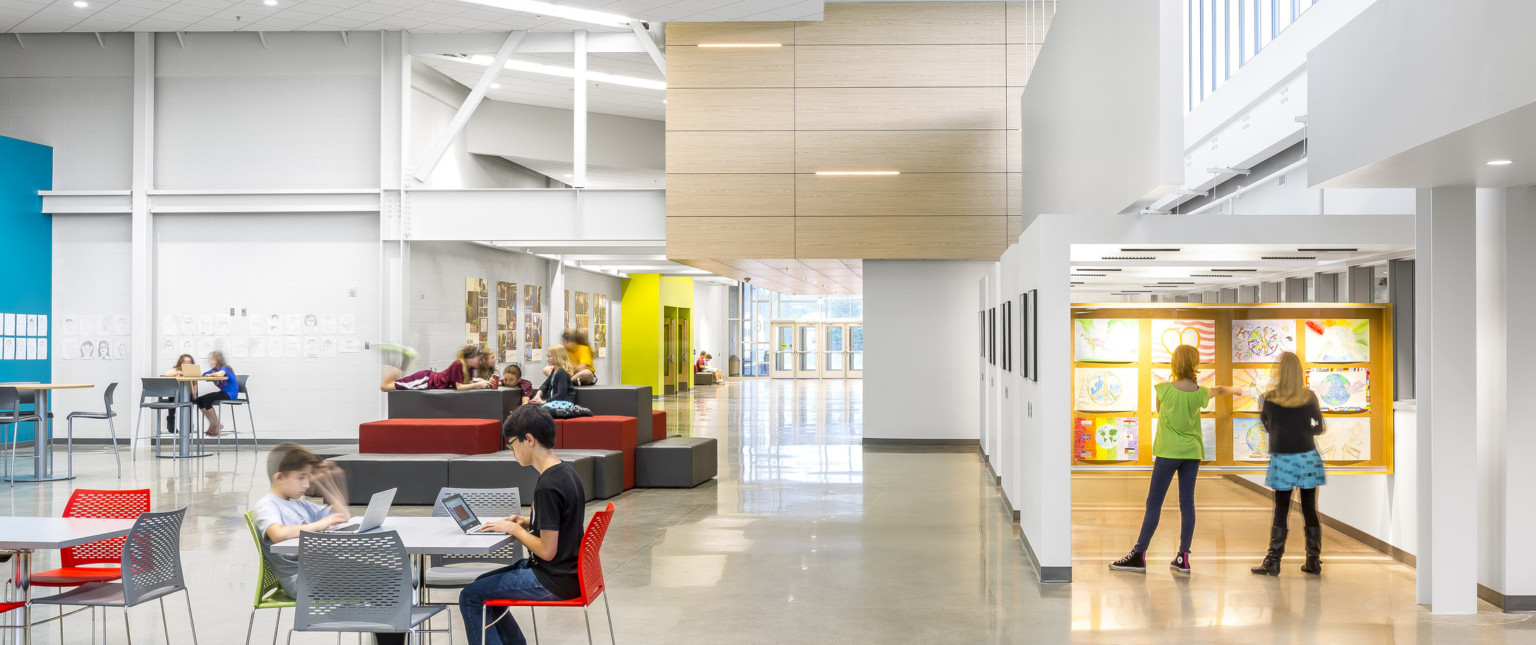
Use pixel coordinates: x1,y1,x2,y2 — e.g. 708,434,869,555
0,135,54,442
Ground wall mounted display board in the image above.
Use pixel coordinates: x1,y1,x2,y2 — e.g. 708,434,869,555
1070,304,1393,474
1002,301,1012,372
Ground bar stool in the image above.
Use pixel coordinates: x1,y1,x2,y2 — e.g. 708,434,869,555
132,378,197,459
65,382,121,478
215,375,257,453
0,387,42,485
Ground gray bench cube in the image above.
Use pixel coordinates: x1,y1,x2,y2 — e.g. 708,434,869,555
635,437,718,488
574,385,654,444
387,389,524,421
449,451,596,503
555,449,624,500
329,453,462,505
694,372,716,386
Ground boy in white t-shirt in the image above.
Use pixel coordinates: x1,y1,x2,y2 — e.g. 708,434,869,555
251,443,350,597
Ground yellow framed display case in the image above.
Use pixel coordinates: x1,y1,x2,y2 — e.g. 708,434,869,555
1070,303,1393,475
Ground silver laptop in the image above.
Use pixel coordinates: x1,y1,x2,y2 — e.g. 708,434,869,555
441,493,493,534
325,488,396,533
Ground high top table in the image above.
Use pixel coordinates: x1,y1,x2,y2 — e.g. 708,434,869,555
0,516,137,644
162,375,225,459
268,516,520,596
0,383,92,482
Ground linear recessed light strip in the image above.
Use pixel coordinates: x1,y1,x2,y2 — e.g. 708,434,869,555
814,171,900,176
463,55,666,90
697,43,782,47
457,0,635,27
1296,248,1358,252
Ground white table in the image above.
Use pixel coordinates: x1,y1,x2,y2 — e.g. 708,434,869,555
0,517,137,645
270,517,520,596
0,383,93,482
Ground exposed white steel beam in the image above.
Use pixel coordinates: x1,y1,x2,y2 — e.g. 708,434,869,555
129,32,156,440
257,31,267,49
408,31,647,55
411,30,526,183
629,21,666,77
573,30,588,188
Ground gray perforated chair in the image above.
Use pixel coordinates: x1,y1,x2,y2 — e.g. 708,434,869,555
132,377,198,459
288,530,447,644
215,374,257,453
32,507,199,644
0,387,42,485
426,488,524,598
65,382,121,478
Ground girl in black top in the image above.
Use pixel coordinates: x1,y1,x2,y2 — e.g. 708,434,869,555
1252,351,1328,576
530,346,577,405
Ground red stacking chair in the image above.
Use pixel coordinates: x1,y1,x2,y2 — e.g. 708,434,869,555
30,489,150,587
481,502,617,645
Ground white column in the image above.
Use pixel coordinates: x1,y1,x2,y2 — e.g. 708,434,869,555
573,30,588,188
1415,187,1478,613
1502,187,1536,599
550,257,567,341
129,33,155,412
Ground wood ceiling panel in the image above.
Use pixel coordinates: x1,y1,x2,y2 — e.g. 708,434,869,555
1007,43,1043,87
667,217,795,259
667,131,795,174
667,174,795,217
1007,128,1022,173
795,130,1006,173
796,172,1007,216
795,216,1007,259
794,44,1004,87
669,45,796,89
666,22,797,46
666,89,794,131
795,2,1006,45
1006,1,1056,44
795,87,1008,130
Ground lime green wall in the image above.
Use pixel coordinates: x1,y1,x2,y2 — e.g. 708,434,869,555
620,275,695,393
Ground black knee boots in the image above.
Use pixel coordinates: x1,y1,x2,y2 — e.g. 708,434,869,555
1300,526,1322,574
1251,526,1286,575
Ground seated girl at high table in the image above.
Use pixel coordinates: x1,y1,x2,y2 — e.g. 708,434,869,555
380,344,495,392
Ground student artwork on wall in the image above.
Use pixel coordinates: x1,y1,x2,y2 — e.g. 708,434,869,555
1232,368,1278,412
1232,319,1296,363
465,277,489,347
524,284,544,361
594,294,608,358
1304,319,1370,363
574,291,590,343
1074,416,1138,461
1150,368,1215,412
1307,368,1370,412
1001,300,1012,372
1150,418,1218,462
1073,318,1138,363
1316,417,1371,461
1232,417,1270,461
1151,319,1216,363
1074,367,1139,412
496,281,518,364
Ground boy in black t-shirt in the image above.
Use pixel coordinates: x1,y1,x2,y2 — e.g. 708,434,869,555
461,405,587,645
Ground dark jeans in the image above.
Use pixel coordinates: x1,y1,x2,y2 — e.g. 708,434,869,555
459,560,560,645
1134,457,1200,553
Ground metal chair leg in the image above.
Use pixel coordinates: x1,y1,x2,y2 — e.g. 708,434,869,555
247,404,257,451
531,607,539,645
66,417,74,479
272,607,282,645
184,590,200,645
124,607,132,645
245,607,257,645
107,416,121,477
604,594,616,644
160,597,171,644
583,607,593,645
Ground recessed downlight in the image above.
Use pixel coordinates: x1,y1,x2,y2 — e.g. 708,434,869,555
1488,159,1514,166
262,0,276,5
490,83,501,89
72,1,87,6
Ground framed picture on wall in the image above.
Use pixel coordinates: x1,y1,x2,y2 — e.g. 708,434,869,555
1002,301,1012,372
1020,292,1030,380
1028,289,1039,382
988,307,997,366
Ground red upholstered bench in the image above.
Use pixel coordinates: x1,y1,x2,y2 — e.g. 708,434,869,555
651,410,667,442
559,415,638,489
360,418,502,455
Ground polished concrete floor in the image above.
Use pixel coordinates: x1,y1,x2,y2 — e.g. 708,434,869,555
2,378,1533,643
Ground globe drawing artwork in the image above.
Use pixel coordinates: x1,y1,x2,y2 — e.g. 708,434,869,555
1318,373,1352,408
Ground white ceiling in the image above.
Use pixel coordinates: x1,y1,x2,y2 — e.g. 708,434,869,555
1068,244,1414,299
0,0,823,34
419,52,664,120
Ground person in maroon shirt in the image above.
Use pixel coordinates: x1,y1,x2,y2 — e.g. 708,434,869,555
381,344,495,391
501,364,535,404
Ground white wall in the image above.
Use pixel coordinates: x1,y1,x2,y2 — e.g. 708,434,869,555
691,282,729,370
1501,186,1536,599
406,242,622,386
410,61,552,189
50,214,133,437
467,96,665,171
865,260,990,441
1476,188,1507,594
154,31,381,189
0,33,133,190
1020,0,1180,223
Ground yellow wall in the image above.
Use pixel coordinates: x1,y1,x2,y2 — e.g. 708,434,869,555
621,275,696,393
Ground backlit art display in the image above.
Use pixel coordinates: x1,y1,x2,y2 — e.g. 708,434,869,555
1070,305,1393,472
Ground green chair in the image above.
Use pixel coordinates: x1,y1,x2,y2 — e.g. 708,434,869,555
242,510,296,645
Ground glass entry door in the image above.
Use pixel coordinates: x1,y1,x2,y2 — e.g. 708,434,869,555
796,323,821,378
771,323,796,378
847,324,863,379
823,324,846,376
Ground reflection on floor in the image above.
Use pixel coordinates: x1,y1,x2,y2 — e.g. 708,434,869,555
1,378,1531,643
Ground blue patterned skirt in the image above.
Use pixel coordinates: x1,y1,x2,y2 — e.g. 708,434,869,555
1265,450,1327,491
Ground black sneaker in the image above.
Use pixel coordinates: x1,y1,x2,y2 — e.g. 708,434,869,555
1171,551,1191,574
1109,549,1146,573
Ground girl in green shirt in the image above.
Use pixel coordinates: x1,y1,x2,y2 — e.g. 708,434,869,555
1111,344,1239,574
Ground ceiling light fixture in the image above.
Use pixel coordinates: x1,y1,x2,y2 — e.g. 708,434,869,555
1297,247,1357,252
490,82,501,89
262,0,276,5
697,43,782,47
456,0,634,27
464,54,666,90
72,0,87,6
1120,247,1180,252
814,171,900,176
1488,159,1514,166
1261,255,1316,260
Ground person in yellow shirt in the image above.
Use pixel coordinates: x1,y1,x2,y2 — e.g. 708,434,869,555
544,329,597,385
